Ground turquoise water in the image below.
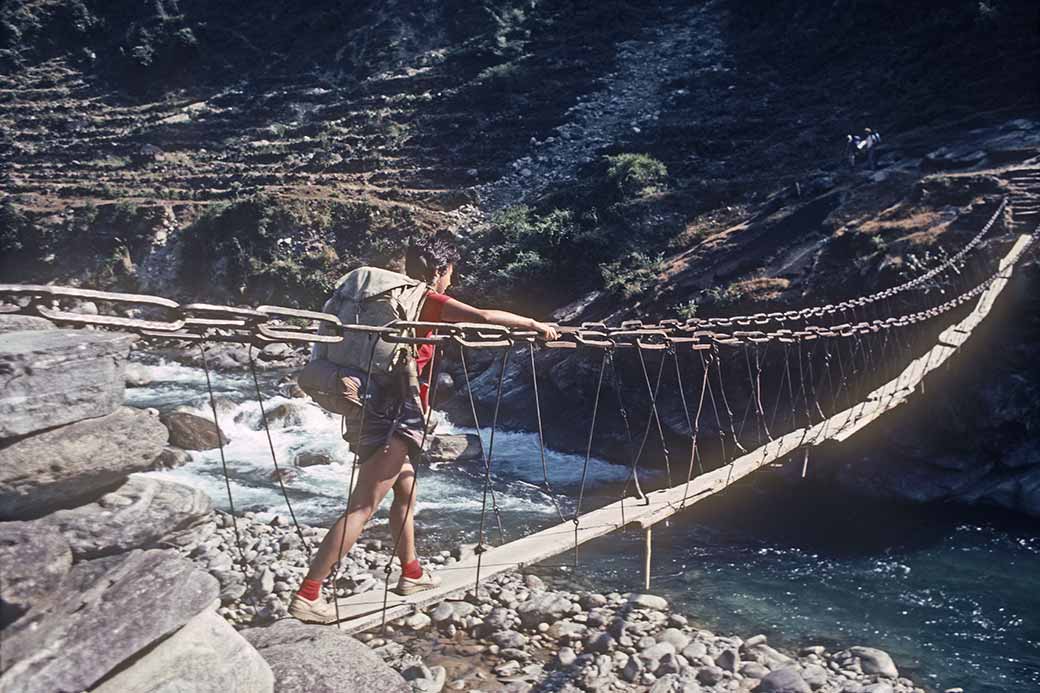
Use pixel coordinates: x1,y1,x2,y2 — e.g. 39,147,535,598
563,482,1040,693
128,361,1040,693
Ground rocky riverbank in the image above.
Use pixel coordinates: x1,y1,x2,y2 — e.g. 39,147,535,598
187,508,933,693
0,319,411,692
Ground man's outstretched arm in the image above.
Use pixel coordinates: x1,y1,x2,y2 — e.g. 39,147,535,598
440,297,559,340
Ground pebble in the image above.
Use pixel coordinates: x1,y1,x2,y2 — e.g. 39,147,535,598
740,661,770,679
405,612,432,630
743,634,768,648
557,647,578,667
431,602,454,624
586,632,615,653
716,648,740,672
681,642,707,660
627,593,669,610
658,627,690,651
493,630,528,649
622,656,644,682
696,665,725,686
640,642,676,662
758,667,811,693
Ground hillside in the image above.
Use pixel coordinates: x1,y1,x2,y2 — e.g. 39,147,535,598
2,0,1040,516
1,0,1037,307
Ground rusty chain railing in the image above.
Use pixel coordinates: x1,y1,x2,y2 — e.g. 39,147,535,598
0,221,1033,353
0,195,1030,354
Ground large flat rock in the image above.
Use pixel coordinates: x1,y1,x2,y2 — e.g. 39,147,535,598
0,548,219,693
0,314,56,333
37,475,213,559
0,406,168,519
0,521,72,624
0,329,136,439
92,609,273,693
242,619,410,693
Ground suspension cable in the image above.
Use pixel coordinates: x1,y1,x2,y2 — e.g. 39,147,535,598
199,343,260,619
247,346,310,556
573,349,608,567
471,347,510,590
529,342,566,522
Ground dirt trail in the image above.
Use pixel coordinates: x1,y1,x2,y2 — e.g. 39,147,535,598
471,2,725,215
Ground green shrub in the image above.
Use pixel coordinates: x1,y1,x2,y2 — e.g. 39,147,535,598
248,245,340,308
492,207,580,278
674,299,698,320
600,252,663,300
605,153,668,199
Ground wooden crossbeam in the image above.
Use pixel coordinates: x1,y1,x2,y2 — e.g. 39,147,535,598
334,234,1032,633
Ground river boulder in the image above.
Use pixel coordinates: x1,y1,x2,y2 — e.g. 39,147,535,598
161,411,230,450
0,406,168,519
124,361,153,387
0,329,135,439
92,609,273,693
0,314,55,332
426,434,484,464
836,646,899,678
293,450,334,467
517,592,574,628
36,475,213,559
0,521,72,623
0,549,218,693
153,446,192,470
262,400,312,428
242,619,410,692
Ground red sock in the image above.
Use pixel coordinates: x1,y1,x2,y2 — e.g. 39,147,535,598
402,559,422,579
297,578,322,601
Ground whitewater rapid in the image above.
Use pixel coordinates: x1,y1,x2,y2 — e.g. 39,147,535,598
124,358,631,543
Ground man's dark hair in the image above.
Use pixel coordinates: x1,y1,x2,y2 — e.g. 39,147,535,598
406,230,461,283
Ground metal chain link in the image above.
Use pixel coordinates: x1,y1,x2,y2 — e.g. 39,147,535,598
0,217,1033,355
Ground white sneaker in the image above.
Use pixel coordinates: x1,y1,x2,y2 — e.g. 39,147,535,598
288,592,339,624
395,570,442,596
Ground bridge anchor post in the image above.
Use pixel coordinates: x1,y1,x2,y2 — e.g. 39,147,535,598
643,527,653,590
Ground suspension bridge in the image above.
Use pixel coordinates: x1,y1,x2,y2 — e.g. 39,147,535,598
0,195,1035,634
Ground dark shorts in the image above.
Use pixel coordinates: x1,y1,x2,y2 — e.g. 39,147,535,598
300,359,427,463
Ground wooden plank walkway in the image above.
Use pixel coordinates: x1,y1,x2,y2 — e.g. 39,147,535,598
334,234,1032,633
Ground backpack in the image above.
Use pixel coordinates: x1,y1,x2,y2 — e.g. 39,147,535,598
315,266,429,376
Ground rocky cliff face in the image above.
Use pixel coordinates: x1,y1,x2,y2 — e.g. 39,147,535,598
811,262,1040,518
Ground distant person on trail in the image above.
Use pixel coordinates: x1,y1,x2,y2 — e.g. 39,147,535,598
862,127,881,170
845,133,861,170
288,230,559,624
847,128,882,170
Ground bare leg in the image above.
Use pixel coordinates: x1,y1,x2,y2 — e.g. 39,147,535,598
304,438,409,582
389,460,418,567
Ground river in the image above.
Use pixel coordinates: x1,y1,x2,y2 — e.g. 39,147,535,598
126,359,1040,693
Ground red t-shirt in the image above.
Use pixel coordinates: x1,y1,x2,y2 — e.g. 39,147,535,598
416,291,450,409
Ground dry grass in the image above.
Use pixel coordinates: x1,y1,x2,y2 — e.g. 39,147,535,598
857,210,950,247
728,276,791,302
